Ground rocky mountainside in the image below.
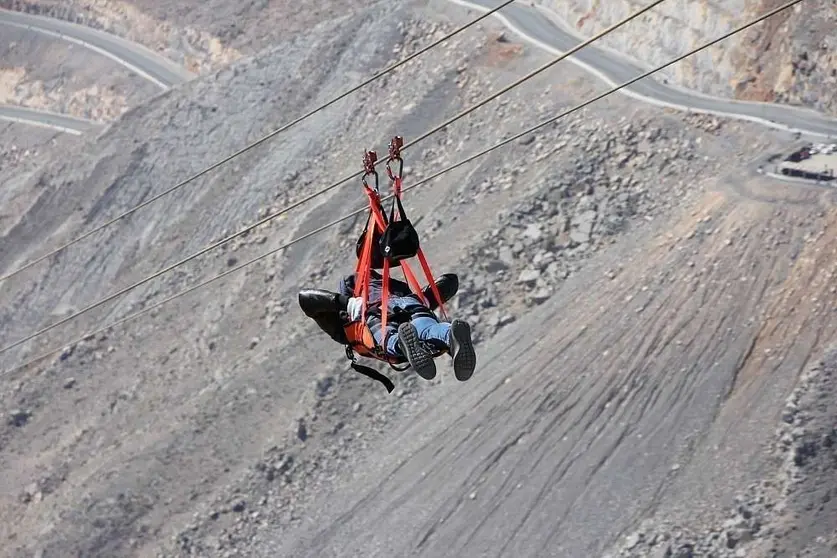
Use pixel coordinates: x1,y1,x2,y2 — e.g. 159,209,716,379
1,0,380,73
538,0,837,116
2,0,837,557
7,0,834,114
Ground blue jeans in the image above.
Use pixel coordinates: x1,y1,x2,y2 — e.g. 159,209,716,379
373,296,450,357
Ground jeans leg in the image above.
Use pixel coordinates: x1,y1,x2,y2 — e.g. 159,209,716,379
410,315,451,351
372,322,401,357
383,296,443,355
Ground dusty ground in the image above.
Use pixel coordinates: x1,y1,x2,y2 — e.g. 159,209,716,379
2,0,837,557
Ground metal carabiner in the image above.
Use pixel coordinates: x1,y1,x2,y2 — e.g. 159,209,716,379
385,136,404,182
388,135,404,159
362,149,379,192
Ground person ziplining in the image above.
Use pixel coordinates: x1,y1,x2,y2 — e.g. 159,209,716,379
298,136,477,392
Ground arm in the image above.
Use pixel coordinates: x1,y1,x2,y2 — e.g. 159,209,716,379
298,289,349,344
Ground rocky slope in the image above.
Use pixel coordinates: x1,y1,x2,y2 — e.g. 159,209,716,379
0,121,77,237
0,4,613,556
538,0,837,116
609,347,837,558
163,83,741,558
2,0,837,557
1,0,379,74
0,24,153,121
7,0,834,116
250,166,837,558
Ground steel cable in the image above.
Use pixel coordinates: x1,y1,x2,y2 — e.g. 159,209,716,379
0,0,521,283
0,0,669,356
2,0,805,374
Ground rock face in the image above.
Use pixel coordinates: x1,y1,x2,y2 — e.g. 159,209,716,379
3,0,833,556
606,348,837,558
453,113,706,342
538,0,837,116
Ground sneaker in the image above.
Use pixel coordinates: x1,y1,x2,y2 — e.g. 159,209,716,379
397,322,436,380
448,319,476,381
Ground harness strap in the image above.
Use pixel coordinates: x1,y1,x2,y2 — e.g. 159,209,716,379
356,183,389,324
387,171,446,318
351,361,394,392
381,257,392,352
346,347,394,393
400,260,428,306
416,248,448,320
353,214,371,279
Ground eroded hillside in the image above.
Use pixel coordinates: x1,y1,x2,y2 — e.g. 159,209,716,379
540,0,837,115
2,0,837,557
6,0,836,115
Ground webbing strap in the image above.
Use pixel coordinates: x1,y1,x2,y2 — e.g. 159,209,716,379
416,248,447,320
400,260,428,305
353,214,371,284
380,257,391,351
350,361,394,393
356,184,389,323
358,223,374,321
386,178,446,318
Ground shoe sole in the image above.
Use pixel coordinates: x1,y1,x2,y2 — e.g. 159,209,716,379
398,322,437,380
450,319,476,381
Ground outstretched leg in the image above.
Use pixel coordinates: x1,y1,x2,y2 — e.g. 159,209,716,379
391,295,476,382
396,322,437,380
447,319,476,381
369,317,437,381
409,315,475,381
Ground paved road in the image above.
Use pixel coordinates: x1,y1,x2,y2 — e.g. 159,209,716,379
0,104,100,135
0,8,192,135
6,1,837,140
449,0,837,139
0,8,193,89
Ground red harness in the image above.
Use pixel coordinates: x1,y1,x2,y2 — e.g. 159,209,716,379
343,136,448,374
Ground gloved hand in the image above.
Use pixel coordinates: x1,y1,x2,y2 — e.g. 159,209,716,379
346,296,364,321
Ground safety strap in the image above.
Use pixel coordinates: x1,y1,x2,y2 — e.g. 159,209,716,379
386,151,449,321
381,256,391,350
354,158,395,355
417,248,448,321
346,347,394,393
355,181,389,323
346,138,450,393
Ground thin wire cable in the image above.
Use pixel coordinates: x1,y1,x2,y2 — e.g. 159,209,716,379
380,0,669,158
3,0,804,375
0,0,521,283
0,0,668,356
